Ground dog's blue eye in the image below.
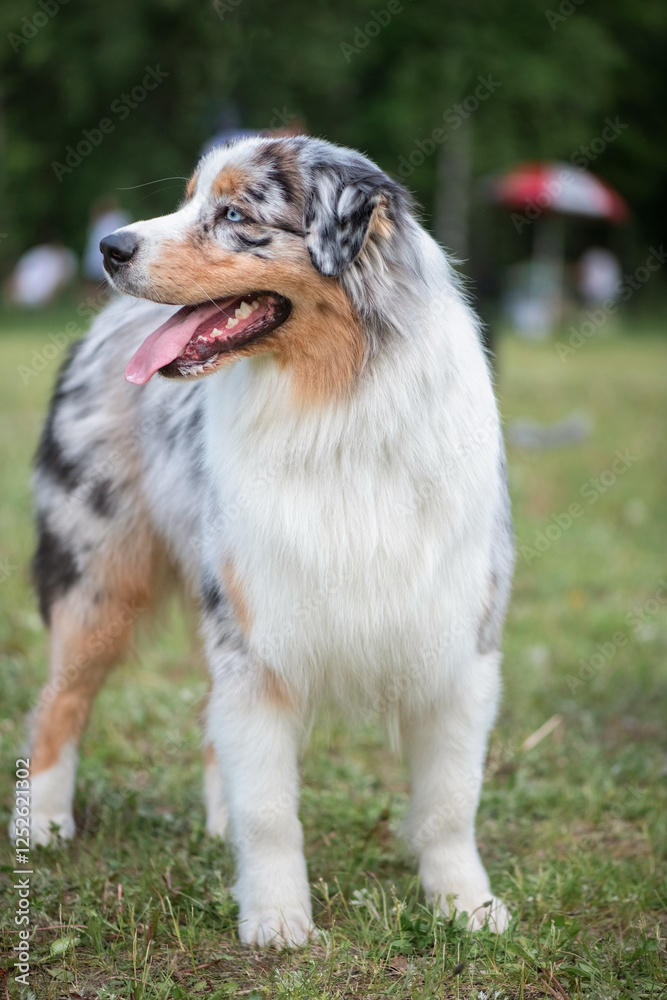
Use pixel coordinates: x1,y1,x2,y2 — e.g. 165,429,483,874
224,207,245,222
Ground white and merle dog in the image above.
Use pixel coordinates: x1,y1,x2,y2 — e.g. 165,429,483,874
14,135,513,946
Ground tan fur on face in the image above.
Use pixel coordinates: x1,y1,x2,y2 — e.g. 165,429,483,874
215,144,304,221
147,239,365,405
222,559,253,636
212,166,249,201
184,169,200,203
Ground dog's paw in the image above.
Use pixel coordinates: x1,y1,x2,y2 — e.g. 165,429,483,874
420,849,510,934
239,909,315,949
462,895,510,933
432,889,510,933
205,806,228,840
9,812,75,847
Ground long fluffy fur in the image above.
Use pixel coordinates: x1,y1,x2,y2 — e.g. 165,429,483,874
14,136,514,946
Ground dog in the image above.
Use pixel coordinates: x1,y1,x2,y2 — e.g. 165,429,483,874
13,135,514,947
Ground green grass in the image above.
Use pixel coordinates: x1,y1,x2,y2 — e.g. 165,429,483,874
1,304,666,999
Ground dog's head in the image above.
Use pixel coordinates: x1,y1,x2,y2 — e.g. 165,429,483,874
101,136,414,402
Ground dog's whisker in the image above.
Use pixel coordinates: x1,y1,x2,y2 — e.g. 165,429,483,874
186,277,237,319
115,177,188,190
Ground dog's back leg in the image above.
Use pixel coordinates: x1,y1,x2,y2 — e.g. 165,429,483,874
13,513,161,846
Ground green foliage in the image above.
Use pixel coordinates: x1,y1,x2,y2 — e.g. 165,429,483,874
0,0,665,269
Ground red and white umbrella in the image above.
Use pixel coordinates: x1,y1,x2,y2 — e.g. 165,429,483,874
480,161,631,334
489,161,630,222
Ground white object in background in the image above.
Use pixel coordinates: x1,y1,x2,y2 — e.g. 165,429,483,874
10,244,77,306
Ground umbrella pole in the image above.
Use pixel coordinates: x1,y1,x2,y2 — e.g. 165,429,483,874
533,215,565,332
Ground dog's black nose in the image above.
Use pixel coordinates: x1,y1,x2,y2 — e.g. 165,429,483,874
100,231,139,272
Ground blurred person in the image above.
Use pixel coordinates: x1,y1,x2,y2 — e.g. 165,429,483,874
199,102,258,157
577,246,621,306
83,196,131,282
503,259,560,339
8,240,77,307
200,101,306,157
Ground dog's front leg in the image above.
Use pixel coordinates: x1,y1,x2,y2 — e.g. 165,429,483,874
402,650,509,932
207,668,313,948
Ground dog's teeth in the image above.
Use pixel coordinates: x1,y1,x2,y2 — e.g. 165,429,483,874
225,317,239,329
211,327,222,336
235,301,254,319
250,300,260,311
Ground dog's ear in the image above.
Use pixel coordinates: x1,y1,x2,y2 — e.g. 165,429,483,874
304,167,400,277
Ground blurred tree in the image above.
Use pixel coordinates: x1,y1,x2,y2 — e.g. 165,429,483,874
0,0,664,272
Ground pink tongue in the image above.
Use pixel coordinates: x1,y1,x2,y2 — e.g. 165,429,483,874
125,301,232,385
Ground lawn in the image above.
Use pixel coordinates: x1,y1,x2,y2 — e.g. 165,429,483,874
1,301,666,999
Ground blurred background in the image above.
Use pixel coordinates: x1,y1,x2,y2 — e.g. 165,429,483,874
0,0,666,322
0,2,666,995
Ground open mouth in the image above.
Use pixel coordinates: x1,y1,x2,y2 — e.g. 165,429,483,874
125,292,292,384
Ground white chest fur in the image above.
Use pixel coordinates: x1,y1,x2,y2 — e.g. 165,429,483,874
203,313,500,704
